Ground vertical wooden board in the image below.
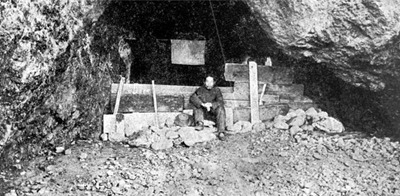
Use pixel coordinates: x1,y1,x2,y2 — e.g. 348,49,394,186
249,61,260,123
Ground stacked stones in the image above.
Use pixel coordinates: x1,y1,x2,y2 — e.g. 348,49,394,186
267,107,345,135
125,120,217,150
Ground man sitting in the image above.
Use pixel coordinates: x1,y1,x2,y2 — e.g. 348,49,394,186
190,75,226,140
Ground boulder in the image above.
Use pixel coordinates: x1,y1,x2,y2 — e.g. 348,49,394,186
273,115,291,124
274,121,289,130
305,107,318,117
313,117,345,133
286,109,306,119
288,115,306,127
247,0,399,90
232,121,253,134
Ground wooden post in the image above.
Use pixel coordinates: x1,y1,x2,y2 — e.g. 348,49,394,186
152,80,160,128
249,61,260,123
113,76,125,115
259,83,267,106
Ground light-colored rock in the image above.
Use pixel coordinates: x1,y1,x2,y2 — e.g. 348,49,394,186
318,111,329,119
288,115,306,127
178,127,216,146
55,146,65,153
79,153,88,160
203,120,216,127
313,117,344,133
64,149,72,155
274,121,289,130
286,109,306,119
100,133,108,141
289,125,302,136
252,122,266,132
305,107,318,117
5,190,17,196
273,115,291,124
232,121,253,134
165,130,179,139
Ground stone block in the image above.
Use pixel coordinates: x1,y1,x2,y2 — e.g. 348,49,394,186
103,112,182,138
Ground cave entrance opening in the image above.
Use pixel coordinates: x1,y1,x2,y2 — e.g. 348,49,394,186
99,0,279,87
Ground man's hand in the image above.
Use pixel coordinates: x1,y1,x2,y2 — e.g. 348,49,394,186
201,102,212,111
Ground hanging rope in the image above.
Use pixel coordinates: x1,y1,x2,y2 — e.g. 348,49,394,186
209,0,226,64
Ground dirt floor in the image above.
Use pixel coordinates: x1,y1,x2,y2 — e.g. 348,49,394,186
1,128,400,196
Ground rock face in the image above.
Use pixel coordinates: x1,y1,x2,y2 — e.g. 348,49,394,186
247,0,400,91
0,0,114,159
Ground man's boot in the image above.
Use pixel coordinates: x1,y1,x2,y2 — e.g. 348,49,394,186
217,131,226,141
195,121,204,131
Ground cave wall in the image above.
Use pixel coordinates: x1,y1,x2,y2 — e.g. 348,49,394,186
246,0,400,91
0,0,124,162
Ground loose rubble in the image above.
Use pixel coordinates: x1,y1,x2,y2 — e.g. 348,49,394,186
2,108,400,195
271,107,345,134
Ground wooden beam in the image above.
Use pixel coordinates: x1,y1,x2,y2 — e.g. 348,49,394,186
152,80,160,128
224,63,294,83
259,83,267,105
249,61,260,123
113,77,125,114
111,83,234,95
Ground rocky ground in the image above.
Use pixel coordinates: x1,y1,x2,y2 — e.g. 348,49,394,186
1,120,400,196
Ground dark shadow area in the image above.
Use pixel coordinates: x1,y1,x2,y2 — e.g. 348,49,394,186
99,0,287,86
293,59,399,141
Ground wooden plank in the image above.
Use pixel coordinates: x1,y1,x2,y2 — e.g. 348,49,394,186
232,104,289,123
110,94,184,113
111,83,233,95
249,61,260,123
152,80,160,128
231,82,304,97
224,63,294,84
113,77,125,114
259,83,267,105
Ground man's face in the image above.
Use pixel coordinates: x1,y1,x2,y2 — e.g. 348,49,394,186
204,76,215,89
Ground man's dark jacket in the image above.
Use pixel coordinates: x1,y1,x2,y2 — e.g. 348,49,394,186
189,85,224,109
